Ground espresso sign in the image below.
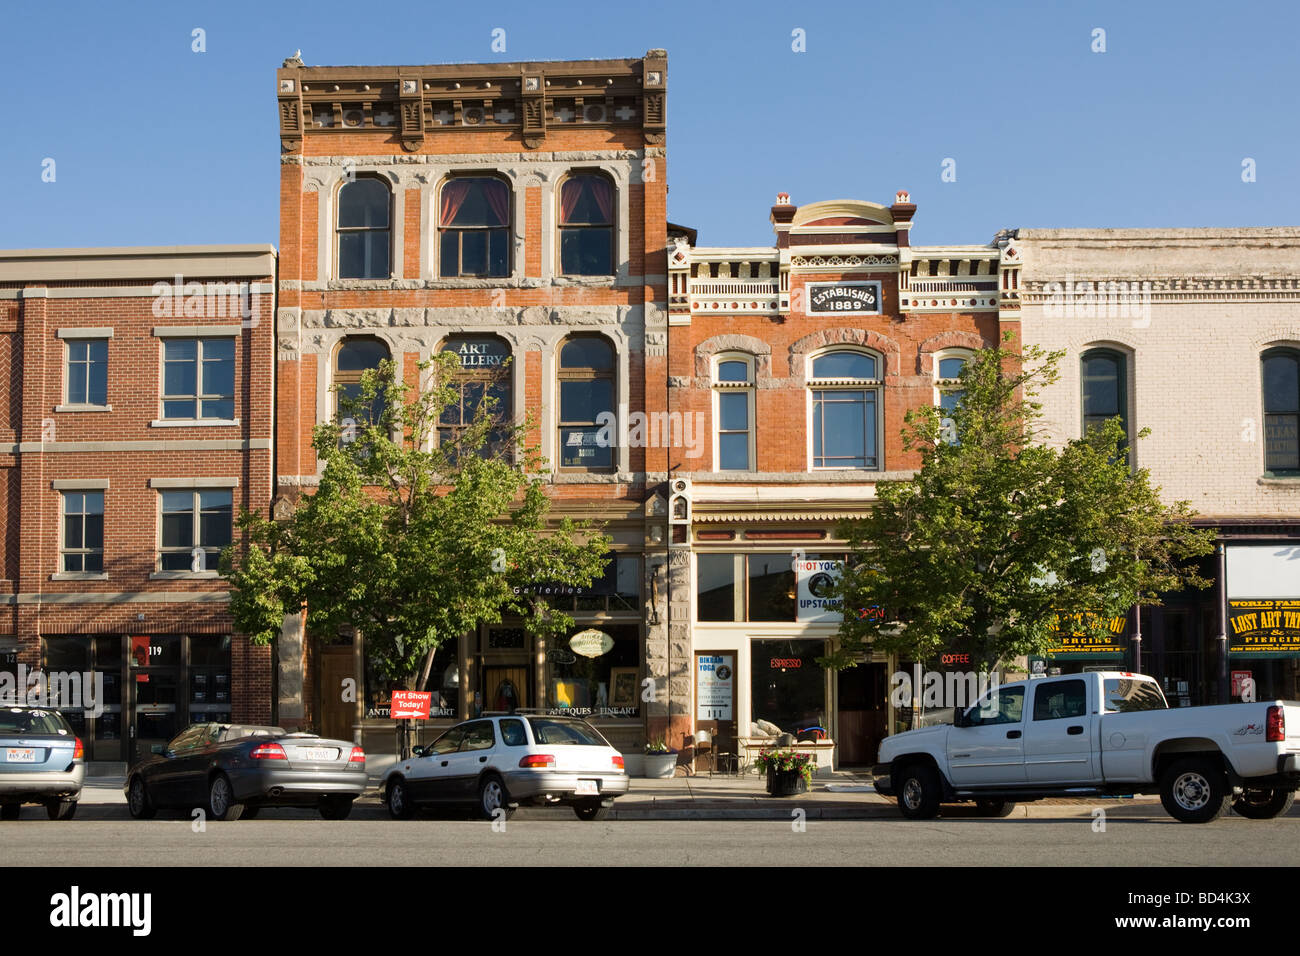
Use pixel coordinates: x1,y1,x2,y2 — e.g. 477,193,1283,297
442,337,509,368
1229,599,1300,653
806,281,882,314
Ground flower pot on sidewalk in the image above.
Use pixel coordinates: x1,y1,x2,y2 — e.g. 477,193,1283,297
643,753,678,778
754,749,815,797
766,768,808,797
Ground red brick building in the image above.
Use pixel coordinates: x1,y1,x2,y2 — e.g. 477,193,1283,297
664,192,1022,767
0,245,277,768
272,52,670,754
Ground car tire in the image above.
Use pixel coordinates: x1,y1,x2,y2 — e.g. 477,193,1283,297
319,796,354,820
127,776,156,820
240,806,261,820
896,763,942,820
0,804,19,821
1159,757,1230,824
477,773,513,821
386,778,415,820
974,799,1016,817
573,799,609,822
1231,787,1295,820
206,773,244,822
45,800,77,821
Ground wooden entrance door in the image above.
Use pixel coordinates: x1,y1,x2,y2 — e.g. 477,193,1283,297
320,647,356,742
483,666,528,713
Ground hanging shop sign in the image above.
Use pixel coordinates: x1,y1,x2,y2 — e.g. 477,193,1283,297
1228,599,1300,654
1045,611,1128,656
569,629,615,659
796,559,843,622
806,281,882,314
697,655,733,721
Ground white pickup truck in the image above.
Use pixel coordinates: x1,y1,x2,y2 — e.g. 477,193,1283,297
872,671,1300,823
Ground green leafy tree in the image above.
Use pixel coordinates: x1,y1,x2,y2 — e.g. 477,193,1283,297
221,351,611,756
827,341,1215,676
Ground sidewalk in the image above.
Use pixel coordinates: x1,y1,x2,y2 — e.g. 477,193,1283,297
77,769,1160,820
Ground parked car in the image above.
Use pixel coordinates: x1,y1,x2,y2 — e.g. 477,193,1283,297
125,723,366,821
873,671,1300,823
382,714,628,821
0,706,84,820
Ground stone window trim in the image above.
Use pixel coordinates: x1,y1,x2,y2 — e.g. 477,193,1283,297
712,353,756,472
693,334,774,388
555,169,617,278
1261,343,1300,476
917,330,987,375
436,173,514,279
556,333,619,475
788,328,901,388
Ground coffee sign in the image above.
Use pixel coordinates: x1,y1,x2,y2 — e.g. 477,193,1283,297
806,281,882,314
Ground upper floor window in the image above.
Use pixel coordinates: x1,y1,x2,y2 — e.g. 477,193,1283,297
935,350,971,444
438,336,513,459
66,339,108,406
159,489,231,573
1081,349,1128,441
558,173,614,275
337,178,392,279
334,337,390,425
62,491,104,573
558,337,615,471
439,177,510,277
162,338,235,420
1263,347,1300,474
714,355,754,471
809,350,880,469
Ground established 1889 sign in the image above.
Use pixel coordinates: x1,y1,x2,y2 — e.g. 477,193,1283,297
806,281,882,314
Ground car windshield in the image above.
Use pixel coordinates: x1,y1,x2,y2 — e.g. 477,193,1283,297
1103,678,1168,713
0,708,70,735
527,718,609,746
217,725,286,742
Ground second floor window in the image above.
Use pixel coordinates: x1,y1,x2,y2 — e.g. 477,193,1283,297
160,490,232,573
1263,348,1300,474
936,352,969,445
439,177,510,277
62,491,104,573
558,337,615,470
1081,349,1128,441
559,174,614,275
335,337,391,427
810,350,879,469
338,178,392,279
714,356,754,471
162,338,235,420
438,336,513,459
66,339,108,406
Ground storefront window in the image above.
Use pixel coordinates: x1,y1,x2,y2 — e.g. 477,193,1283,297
364,640,459,720
750,639,827,737
748,554,795,621
698,553,846,622
547,624,639,718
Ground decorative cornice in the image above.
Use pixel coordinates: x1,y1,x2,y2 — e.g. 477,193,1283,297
1022,276,1300,305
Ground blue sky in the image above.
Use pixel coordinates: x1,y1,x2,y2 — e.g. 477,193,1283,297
2,0,1297,250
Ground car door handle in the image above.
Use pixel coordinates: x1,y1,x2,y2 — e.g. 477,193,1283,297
478,756,487,763
1006,730,1021,739
1067,725,1084,735
440,761,448,767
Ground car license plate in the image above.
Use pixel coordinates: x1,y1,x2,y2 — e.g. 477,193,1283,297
6,748,35,763
575,779,598,795
301,748,337,761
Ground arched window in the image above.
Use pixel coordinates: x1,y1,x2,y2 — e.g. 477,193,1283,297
934,350,972,444
334,337,390,425
713,355,754,471
808,349,880,470
1263,347,1300,474
558,173,615,275
438,336,513,459
439,176,510,277
1081,349,1128,440
558,337,615,470
337,178,391,279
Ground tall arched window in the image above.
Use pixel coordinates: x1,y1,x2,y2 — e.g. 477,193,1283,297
558,337,615,471
934,350,972,444
1263,347,1300,474
334,337,390,425
558,173,615,275
713,354,754,471
439,336,513,459
439,176,510,277
1081,349,1128,441
808,349,880,470
337,178,391,279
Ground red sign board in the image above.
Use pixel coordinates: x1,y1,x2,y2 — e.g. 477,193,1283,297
390,690,431,719
1232,670,1254,699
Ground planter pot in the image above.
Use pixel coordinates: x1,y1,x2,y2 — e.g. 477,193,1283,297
643,753,679,779
766,768,809,797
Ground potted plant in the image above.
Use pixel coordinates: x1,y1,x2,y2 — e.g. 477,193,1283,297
755,749,815,796
643,738,679,778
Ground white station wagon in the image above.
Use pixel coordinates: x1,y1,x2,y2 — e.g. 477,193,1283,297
381,713,629,821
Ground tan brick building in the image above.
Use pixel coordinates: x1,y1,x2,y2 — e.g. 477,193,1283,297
272,53,669,755
0,246,276,768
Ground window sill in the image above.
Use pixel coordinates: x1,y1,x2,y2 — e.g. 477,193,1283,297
1258,475,1300,486
150,419,240,428
50,572,108,581
55,404,112,413
149,571,223,580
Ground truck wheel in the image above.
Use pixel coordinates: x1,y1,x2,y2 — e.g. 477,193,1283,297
896,764,942,820
1231,788,1295,820
974,799,1016,817
1159,757,1230,823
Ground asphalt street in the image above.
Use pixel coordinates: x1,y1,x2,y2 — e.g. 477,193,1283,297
3,803,1298,866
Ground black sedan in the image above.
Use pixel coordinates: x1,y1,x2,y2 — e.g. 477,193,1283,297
125,723,367,821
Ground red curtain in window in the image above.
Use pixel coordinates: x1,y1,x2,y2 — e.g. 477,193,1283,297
589,177,613,223
483,179,510,227
560,176,614,224
440,180,472,226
